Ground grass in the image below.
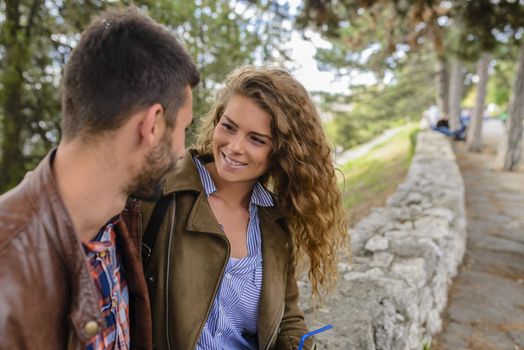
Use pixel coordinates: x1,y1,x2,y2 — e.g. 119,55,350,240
337,123,419,225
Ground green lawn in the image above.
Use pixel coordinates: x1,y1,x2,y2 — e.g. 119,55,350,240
337,123,419,225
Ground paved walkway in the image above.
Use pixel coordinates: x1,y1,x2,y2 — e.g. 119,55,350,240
333,125,405,165
433,119,524,350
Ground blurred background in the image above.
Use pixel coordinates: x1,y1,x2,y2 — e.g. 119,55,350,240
1,0,523,224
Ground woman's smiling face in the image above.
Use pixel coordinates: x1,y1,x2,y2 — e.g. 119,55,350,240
212,94,273,186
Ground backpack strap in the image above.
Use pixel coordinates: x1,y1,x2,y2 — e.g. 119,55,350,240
141,194,173,263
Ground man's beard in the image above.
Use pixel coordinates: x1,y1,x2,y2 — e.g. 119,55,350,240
127,132,177,202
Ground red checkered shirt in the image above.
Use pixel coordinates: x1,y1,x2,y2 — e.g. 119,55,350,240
84,216,130,350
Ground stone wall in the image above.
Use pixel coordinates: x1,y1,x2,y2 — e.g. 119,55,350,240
299,131,467,349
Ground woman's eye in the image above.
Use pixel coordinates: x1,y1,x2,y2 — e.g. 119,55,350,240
251,136,266,145
221,122,234,131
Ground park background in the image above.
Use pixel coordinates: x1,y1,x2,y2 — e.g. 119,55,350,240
2,0,523,205
2,1,524,349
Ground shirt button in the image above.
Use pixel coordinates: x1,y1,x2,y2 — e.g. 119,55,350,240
217,332,222,337
225,273,231,279
84,321,99,337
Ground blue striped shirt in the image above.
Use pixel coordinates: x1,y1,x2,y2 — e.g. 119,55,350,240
193,156,274,350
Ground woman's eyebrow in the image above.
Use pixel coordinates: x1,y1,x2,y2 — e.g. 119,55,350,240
222,115,272,140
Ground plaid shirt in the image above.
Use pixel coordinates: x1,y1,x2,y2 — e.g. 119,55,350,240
84,216,130,350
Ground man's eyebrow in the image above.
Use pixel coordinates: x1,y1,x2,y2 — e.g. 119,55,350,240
223,115,272,140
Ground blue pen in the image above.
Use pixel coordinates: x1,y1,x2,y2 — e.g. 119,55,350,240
298,324,333,350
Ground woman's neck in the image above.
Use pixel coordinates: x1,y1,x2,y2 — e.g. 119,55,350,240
204,162,254,208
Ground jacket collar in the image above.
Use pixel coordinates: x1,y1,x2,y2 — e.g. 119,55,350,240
25,149,105,342
162,149,205,195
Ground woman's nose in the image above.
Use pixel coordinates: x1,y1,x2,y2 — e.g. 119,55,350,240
229,135,245,153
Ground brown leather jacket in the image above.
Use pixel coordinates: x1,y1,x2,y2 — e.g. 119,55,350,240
141,151,313,350
0,150,152,350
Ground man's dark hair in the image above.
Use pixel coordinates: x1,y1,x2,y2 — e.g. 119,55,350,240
61,7,199,139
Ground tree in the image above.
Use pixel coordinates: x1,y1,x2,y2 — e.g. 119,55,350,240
0,0,291,193
331,51,435,150
466,53,491,152
1,0,44,191
299,0,524,169
453,0,524,167
0,0,116,192
448,58,465,130
143,0,290,126
496,43,524,170
298,0,453,114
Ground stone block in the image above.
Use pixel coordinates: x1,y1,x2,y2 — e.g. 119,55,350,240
424,207,455,222
365,235,389,252
370,252,394,268
426,309,442,335
391,258,427,288
343,267,384,282
414,216,450,239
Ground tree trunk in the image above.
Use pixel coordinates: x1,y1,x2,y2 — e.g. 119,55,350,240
467,53,491,152
449,59,465,131
435,57,450,119
496,44,524,171
0,0,37,192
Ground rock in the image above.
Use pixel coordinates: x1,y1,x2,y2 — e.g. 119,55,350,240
424,207,455,222
370,252,394,268
406,192,424,205
365,235,389,251
343,267,384,282
418,288,434,324
426,309,442,335
391,258,428,288
337,262,352,273
413,216,451,239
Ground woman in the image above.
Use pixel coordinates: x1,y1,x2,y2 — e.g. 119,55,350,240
141,66,349,350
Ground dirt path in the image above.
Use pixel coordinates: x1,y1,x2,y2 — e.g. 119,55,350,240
433,120,524,350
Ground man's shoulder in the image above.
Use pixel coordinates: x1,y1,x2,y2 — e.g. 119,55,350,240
0,178,40,252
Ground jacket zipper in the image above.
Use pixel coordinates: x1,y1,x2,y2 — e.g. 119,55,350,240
265,303,285,350
165,201,176,350
189,233,230,350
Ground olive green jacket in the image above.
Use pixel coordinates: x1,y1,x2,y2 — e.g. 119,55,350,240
141,151,312,350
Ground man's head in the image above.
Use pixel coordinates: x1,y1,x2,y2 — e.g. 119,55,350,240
61,7,199,138
61,7,199,200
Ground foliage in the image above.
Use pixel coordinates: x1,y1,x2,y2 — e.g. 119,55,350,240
487,55,518,109
328,52,435,150
142,0,291,131
0,0,114,191
0,0,289,192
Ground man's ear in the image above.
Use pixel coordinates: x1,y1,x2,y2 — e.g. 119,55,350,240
138,103,165,146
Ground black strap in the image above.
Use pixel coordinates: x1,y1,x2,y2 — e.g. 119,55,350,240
142,194,173,262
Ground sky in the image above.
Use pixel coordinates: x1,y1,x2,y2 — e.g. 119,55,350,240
285,31,353,95
277,0,377,95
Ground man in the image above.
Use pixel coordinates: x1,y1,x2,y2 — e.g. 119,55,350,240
0,7,199,349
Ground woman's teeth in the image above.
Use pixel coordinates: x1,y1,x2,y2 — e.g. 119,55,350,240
223,153,247,166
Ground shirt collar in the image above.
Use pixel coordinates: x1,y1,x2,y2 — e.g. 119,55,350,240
193,155,274,208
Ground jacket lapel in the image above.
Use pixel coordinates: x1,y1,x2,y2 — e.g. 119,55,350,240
257,207,290,349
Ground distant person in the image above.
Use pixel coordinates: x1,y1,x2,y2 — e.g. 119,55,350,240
423,105,468,141
0,7,199,349
140,66,349,349
424,105,441,128
432,117,467,140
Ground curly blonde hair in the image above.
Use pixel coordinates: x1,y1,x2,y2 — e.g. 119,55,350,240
196,65,349,296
